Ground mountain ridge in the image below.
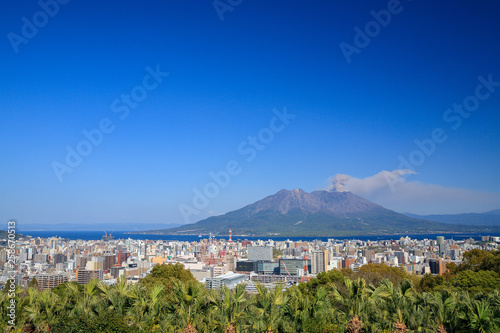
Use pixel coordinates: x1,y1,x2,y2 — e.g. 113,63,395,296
403,211,500,226
138,189,500,237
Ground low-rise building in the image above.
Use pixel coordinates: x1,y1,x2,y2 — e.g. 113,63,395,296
205,272,248,290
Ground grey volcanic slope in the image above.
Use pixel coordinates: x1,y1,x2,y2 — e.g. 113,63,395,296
251,189,380,216
150,189,473,237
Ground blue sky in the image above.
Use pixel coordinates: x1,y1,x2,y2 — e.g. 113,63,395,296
1,0,500,226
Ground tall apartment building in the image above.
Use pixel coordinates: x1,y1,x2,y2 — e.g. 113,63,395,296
429,259,449,275
342,256,356,269
363,249,375,262
247,246,273,261
103,254,116,271
329,257,343,271
53,253,67,265
311,250,328,274
35,274,68,290
33,254,48,263
75,255,90,269
223,254,237,271
76,269,103,285
19,248,34,262
91,256,105,270
394,251,408,265
0,250,7,265
111,266,125,279
117,250,130,266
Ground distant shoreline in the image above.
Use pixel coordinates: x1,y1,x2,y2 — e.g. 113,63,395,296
16,230,500,242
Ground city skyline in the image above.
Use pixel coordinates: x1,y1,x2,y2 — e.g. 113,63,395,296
1,1,500,225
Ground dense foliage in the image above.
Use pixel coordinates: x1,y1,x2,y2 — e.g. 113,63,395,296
140,262,196,293
1,252,499,332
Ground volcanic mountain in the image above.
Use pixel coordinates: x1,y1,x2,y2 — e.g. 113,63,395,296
150,189,477,237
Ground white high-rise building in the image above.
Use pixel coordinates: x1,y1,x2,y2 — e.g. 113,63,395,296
311,250,328,274
248,246,273,261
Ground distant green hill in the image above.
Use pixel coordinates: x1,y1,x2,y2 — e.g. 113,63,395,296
404,210,500,226
0,230,23,239
141,189,494,237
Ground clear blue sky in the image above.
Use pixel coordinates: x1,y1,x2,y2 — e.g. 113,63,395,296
1,0,500,226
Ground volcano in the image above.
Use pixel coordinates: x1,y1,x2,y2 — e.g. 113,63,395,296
154,189,466,237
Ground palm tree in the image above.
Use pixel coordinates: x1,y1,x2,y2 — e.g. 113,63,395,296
79,278,101,317
207,284,248,332
165,280,207,332
24,288,63,331
435,323,447,333
98,277,135,319
486,289,500,323
184,322,198,333
0,284,34,332
462,299,499,333
424,290,459,333
281,286,310,331
371,279,415,331
59,282,81,307
248,283,287,332
330,277,375,331
130,283,165,330
345,314,363,333
22,323,36,333
309,286,337,332
392,309,408,333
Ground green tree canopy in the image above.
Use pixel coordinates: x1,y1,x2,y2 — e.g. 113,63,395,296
352,263,412,286
140,262,195,293
448,270,500,294
460,249,500,273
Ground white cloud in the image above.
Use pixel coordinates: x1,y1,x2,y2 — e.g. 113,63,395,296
327,169,417,195
326,170,500,214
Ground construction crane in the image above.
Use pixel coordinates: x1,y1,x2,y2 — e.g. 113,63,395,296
102,230,114,241
301,255,310,282
281,261,292,283
282,262,291,276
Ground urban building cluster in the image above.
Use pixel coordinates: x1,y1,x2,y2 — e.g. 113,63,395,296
0,231,498,292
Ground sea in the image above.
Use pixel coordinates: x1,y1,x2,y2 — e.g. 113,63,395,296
17,231,500,243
